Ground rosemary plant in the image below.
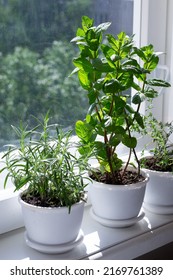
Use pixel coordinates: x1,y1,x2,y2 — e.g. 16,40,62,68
0,113,89,211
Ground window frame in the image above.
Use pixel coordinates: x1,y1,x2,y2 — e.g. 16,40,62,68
133,0,170,120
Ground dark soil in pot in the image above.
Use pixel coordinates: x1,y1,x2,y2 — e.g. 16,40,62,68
21,192,64,207
140,156,173,172
21,191,85,208
90,169,144,185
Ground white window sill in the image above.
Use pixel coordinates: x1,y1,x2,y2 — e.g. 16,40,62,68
0,203,173,260
1,144,173,259
0,136,147,234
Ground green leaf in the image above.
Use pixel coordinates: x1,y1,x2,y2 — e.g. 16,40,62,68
85,29,100,51
117,72,133,90
146,79,171,87
69,67,79,77
78,70,91,90
86,114,91,123
122,58,139,67
125,104,135,113
76,28,85,37
114,96,126,115
107,126,125,144
117,31,127,40
78,144,93,156
82,16,94,32
88,103,97,115
101,44,115,68
80,46,94,58
75,120,87,140
95,22,111,33
106,34,119,52
98,160,111,173
122,64,142,74
92,58,114,72
94,141,107,159
103,79,124,93
75,120,96,143
122,135,137,148
114,125,126,135
141,44,155,59
104,115,112,127
101,44,114,56
87,89,98,104
94,78,104,90
144,55,159,71
144,88,159,98
70,36,84,43
134,112,144,128
76,41,88,47
133,47,146,61
99,153,123,173
109,135,121,147
131,81,141,91
89,39,99,51
132,93,142,104
135,73,147,82
112,154,123,171
15,176,30,190
3,173,11,189
73,57,93,72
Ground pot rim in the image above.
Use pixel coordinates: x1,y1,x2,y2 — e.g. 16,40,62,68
140,155,173,175
141,167,173,177
18,191,86,211
89,167,149,189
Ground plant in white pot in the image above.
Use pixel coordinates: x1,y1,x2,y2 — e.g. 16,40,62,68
70,16,170,227
0,113,89,253
140,114,173,214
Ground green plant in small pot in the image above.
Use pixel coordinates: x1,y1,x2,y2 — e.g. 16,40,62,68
70,16,170,227
140,113,173,214
0,113,89,253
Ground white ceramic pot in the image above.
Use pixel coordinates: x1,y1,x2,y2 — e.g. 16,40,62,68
89,168,149,226
143,168,173,214
19,194,85,245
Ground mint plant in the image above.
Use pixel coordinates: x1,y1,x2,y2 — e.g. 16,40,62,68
0,113,89,211
70,16,170,184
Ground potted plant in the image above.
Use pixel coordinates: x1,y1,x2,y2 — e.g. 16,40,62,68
0,113,89,253
140,113,173,214
70,16,170,227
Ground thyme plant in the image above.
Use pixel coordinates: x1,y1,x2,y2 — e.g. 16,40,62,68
141,113,173,171
0,113,89,211
70,16,170,184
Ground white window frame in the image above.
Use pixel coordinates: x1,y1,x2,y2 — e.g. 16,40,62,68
133,0,171,121
163,0,173,124
0,0,172,234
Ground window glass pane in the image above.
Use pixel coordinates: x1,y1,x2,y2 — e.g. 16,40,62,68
0,0,133,149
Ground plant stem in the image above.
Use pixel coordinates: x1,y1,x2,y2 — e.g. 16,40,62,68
133,148,140,176
122,148,132,177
